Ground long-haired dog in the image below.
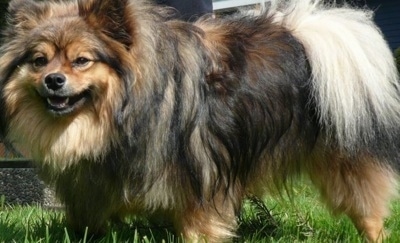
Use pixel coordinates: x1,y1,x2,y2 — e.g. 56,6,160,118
0,0,399,241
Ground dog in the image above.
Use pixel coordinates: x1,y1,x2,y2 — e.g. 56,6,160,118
0,0,399,241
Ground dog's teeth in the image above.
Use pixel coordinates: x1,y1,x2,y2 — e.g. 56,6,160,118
47,97,69,108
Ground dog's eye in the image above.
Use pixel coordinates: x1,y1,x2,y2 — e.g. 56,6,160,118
73,57,90,67
32,56,48,68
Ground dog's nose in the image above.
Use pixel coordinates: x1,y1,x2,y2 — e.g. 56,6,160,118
44,73,66,91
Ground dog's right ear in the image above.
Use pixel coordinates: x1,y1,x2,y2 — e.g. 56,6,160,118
5,0,49,33
8,0,36,14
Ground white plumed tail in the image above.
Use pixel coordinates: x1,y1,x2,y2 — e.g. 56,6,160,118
273,0,400,152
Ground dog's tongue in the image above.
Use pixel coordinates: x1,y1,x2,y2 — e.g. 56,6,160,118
47,97,69,108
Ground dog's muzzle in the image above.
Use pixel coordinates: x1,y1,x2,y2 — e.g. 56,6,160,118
37,73,91,116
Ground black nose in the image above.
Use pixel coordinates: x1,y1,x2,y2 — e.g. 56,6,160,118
44,73,66,91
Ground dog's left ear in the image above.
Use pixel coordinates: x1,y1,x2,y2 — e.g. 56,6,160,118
78,0,134,47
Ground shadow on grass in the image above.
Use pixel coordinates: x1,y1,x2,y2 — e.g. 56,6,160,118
0,198,280,242
31,216,177,242
0,220,25,241
0,207,181,242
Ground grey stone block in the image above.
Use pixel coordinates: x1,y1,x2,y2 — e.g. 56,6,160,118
0,168,61,207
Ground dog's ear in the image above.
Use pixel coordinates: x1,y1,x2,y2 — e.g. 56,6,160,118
5,0,49,33
7,0,39,19
78,0,134,47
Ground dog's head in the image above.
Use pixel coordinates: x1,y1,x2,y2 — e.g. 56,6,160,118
2,0,140,116
0,0,146,166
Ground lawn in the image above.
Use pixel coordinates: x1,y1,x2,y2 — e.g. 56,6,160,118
0,181,399,242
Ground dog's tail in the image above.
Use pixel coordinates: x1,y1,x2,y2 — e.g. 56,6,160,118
272,0,400,154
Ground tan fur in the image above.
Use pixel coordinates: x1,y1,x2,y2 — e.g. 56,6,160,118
3,38,122,169
0,1,398,242
307,147,398,242
172,194,239,242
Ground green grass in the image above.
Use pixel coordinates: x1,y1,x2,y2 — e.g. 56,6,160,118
0,182,399,242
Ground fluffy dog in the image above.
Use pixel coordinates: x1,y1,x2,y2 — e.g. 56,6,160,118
0,0,399,241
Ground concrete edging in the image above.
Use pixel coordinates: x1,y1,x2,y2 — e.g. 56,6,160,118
0,167,60,207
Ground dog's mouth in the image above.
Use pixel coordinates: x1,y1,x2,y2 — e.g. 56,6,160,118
43,90,91,115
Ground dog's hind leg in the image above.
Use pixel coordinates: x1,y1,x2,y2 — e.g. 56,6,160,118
307,152,398,242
